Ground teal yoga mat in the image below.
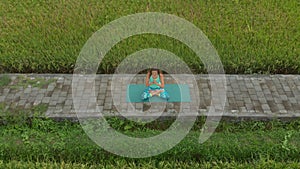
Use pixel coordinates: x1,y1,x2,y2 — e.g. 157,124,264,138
127,84,191,102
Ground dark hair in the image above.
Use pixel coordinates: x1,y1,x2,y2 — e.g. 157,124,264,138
149,68,162,75
150,68,159,73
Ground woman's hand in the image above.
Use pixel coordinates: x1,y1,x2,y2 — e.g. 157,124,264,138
153,80,162,87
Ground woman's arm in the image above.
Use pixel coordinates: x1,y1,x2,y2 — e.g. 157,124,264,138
159,73,165,88
145,71,150,86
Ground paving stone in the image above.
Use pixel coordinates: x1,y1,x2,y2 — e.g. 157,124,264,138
42,97,51,104
24,103,32,109
282,100,293,111
261,104,270,110
33,100,41,106
104,103,112,110
259,97,267,104
0,96,5,102
279,95,288,101
283,86,291,92
49,101,57,106
244,98,252,104
60,91,68,97
24,88,31,94
97,99,105,105
1,74,300,119
18,99,26,106
36,94,44,100
99,88,106,94
58,97,66,104
47,85,55,91
274,98,282,104
64,80,71,86
63,105,72,112
279,110,288,114
277,104,285,111
245,104,254,111
136,103,143,110
65,99,73,106
6,93,15,100
277,88,285,95
286,91,294,97
289,98,297,104
250,94,258,101
236,101,244,107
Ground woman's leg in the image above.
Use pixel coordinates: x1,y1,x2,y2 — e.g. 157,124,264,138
141,87,152,100
149,90,156,96
151,89,162,96
142,88,169,100
159,89,170,100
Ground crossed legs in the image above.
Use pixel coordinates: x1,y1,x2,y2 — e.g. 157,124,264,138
149,89,163,97
142,87,170,100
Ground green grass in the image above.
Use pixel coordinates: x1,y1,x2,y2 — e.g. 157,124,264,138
0,75,11,87
0,159,300,169
0,103,48,124
0,0,299,74
0,115,300,167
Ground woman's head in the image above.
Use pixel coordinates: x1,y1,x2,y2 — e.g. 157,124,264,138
150,68,159,75
149,68,161,77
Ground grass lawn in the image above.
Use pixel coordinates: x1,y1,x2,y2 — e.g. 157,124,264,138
0,115,299,168
0,0,299,74
0,0,299,168
0,160,300,169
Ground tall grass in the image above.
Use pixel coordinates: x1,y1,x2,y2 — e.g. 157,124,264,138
0,159,300,169
0,116,300,163
0,0,299,74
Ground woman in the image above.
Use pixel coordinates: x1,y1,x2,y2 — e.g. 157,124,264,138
141,68,170,100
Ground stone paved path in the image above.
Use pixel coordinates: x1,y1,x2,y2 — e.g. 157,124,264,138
1,74,300,120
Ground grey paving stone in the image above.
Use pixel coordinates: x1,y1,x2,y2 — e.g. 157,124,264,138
60,91,68,97
24,103,32,109
244,98,252,104
1,74,300,119
99,88,106,94
250,94,258,101
58,97,66,104
261,104,270,110
47,85,55,91
18,99,26,106
24,88,31,94
42,97,51,104
49,101,57,106
136,103,143,110
65,99,73,106
33,100,41,106
36,94,44,100
0,96,5,102
277,88,285,95
104,103,112,110
254,85,262,92
289,97,297,104
286,91,294,97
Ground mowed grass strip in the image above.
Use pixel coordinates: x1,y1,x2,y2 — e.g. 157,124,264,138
0,117,299,163
0,0,299,74
0,160,300,169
